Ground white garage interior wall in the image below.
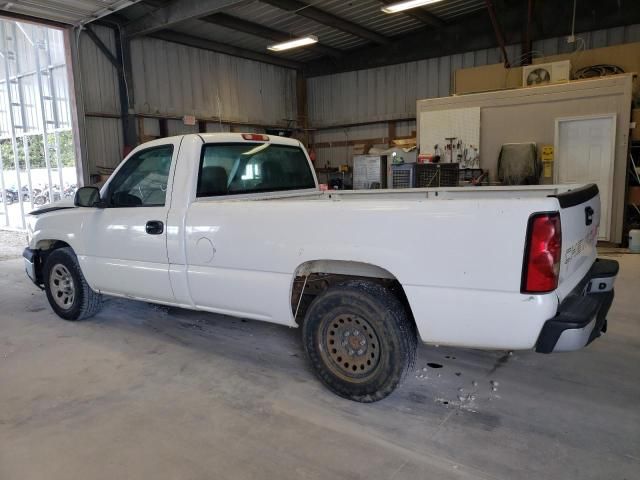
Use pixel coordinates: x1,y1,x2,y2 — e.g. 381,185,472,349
416,75,633,243
309,23,640,168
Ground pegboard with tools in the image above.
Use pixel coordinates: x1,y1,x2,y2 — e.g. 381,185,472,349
419,107,481,168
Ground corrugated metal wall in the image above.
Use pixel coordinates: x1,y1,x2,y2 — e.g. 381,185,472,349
76,24,123,175
310,23,640,167
130,37,297,126
309,24,640,128
78,30,298,172
78,26,120,115
77,23,640,171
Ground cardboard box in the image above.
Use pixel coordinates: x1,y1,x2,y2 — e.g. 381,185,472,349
629,186,640,205
392,137,417,147
454,42,640,96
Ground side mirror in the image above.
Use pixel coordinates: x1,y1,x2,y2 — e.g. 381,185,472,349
74,186,105,208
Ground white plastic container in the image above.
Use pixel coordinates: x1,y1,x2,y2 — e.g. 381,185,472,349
630,229,640,253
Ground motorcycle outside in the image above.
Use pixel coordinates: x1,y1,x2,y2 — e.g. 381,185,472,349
33,186,61,206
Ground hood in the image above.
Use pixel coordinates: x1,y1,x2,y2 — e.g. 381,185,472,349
29,198,75,216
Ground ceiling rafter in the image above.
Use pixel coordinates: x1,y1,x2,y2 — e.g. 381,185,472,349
124,0,252,37
150,29,305,69
260,0,391,45
201,12,343,58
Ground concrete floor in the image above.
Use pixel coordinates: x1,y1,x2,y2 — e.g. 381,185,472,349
0,244,639,480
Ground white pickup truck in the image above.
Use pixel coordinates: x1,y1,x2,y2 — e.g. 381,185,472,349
23,133,618,402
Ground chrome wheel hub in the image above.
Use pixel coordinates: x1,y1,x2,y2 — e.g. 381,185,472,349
320,313,380,380
50,264,75,310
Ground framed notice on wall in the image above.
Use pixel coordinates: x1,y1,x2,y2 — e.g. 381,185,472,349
419,107,481,163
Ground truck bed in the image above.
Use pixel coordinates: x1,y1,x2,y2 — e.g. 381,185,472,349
227,184,588,203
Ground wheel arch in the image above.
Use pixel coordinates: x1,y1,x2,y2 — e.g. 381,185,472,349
294,259,397,280
35,239,72,251
290,259,416,331
31,239,74,286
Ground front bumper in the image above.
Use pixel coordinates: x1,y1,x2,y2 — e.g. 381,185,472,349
535,258,618,353
23,247,41,286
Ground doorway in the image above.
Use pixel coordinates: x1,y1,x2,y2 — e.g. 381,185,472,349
554,114,616,240
0,18,78,230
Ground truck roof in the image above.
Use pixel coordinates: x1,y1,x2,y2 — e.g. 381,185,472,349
193,132,303,147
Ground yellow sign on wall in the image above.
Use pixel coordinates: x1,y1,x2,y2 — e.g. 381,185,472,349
542,145,554,178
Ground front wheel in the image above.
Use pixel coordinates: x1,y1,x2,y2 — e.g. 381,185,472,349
302,280,417,403
43,247,103,321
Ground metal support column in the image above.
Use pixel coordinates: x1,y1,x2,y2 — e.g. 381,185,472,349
13,22,35,209
1,21,26,227
85,25,137,152
23,135,34,208
484,0,511,68
44,27,64,190
0,147,8,225
34,28,54,204
114,27,137,149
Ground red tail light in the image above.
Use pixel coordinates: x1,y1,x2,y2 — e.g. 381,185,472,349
521,213,562,293
242,133,269,141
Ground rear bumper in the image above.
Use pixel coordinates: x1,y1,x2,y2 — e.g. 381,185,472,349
535,258,618,353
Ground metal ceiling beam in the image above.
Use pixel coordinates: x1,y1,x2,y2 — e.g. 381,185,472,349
304,0,640,76
201,13,342,58
484,0,510,67
84,26,120,71
0,10,69,28
150,29,305,70
522,0,534,66
124,0,251,37
260,0,390,45
378,0,444,27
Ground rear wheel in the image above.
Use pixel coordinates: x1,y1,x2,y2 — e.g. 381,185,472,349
43,247,102,321
302,280,416,402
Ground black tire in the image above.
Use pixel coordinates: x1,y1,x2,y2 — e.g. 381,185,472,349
302,280,417,403
43,247,102,321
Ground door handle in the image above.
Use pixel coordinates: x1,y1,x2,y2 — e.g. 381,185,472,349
145,220,164,235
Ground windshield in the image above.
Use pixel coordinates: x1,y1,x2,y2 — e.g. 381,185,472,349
197,143,316,197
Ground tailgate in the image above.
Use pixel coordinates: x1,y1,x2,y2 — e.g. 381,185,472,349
552,184,600,301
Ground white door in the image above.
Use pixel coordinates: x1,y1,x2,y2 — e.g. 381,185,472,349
81,143,177,302
555,115,616,240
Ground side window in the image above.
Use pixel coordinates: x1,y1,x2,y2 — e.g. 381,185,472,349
197,143,315,197
107,145,173,207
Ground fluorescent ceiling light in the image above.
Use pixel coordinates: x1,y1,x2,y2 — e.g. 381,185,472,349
267,35,318,52
381,0,444,14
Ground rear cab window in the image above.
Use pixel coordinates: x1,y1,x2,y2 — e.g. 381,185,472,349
197,142,315,197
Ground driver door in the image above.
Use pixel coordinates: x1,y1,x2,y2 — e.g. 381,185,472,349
81,143,177,302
